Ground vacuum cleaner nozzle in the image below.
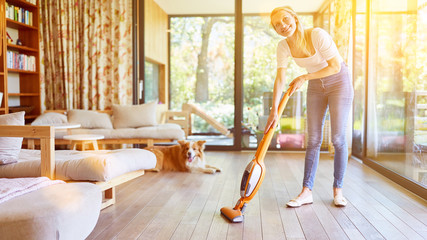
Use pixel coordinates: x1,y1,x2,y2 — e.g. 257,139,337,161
220,207,244,223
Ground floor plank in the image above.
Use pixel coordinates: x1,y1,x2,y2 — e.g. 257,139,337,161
206,153,242,240
190,152,235,240
341,162,425,240
313,159,384,240
272,153,307,240
89,152,427,240
91,172,189,240
258,163,287,240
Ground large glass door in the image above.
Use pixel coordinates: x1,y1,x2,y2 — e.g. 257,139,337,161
366,0,427,186
169,3,235,147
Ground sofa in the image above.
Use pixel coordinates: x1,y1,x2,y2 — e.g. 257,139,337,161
30,102,185,148
1,112,157,211
0,112,102,240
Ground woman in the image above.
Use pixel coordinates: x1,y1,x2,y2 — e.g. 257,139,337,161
265,6,354,207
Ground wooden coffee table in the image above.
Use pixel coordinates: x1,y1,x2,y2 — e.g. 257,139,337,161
27,123,82,149
63,134,105,151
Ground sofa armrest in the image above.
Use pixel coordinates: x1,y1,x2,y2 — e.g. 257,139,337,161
164,111,191,137
157,104,168,124
0,125,55,179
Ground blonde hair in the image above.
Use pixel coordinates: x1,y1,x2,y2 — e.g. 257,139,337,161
270,6,311,56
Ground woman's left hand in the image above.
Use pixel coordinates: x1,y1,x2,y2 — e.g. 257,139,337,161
289,75,307,95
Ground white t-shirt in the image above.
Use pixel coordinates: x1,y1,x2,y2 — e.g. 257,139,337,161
276,28,343,73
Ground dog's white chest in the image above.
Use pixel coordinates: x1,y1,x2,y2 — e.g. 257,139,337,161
186,157,205,169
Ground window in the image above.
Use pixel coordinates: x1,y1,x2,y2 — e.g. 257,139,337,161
144,61,160,103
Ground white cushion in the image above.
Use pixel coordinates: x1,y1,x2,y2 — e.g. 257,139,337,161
112,102,157,128
31,112,68,125
0,111,24,165
58,123,185,140
0,149,157,182
68,110,113,129
0,182,101,240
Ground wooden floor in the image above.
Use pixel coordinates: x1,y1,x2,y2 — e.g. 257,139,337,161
87,152,427,240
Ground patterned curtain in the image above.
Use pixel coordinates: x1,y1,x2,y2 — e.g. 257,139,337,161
40,0,133,110
332,0,352,63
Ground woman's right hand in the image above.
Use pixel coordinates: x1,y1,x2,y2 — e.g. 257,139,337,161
264,110,278,134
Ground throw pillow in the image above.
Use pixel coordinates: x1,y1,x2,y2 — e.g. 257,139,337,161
31,112,68,126
112,102,157,128
68,110,113,129
0,111,25,165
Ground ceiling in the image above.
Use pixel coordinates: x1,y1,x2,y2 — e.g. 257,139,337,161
153,0,326,15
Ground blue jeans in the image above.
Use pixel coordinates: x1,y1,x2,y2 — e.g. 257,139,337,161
303,63,354,190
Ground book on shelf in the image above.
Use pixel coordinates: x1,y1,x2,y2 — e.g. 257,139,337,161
5,3,33,26
7,51,36,72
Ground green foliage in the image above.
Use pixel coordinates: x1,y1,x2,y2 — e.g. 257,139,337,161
191,102,234,133
170,15,314,133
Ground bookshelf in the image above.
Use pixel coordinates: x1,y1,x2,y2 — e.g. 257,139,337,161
0,0,40,121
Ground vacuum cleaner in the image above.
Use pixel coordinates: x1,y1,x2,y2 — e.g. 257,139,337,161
220,87,293,223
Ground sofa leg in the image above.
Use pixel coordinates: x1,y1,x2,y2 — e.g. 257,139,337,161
101,187,116,209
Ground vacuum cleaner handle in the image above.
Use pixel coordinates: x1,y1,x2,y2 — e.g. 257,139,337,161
220,87,294,223
254,87,293,161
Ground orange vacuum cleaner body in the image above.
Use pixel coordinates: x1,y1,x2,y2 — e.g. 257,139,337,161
220,88,293,223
